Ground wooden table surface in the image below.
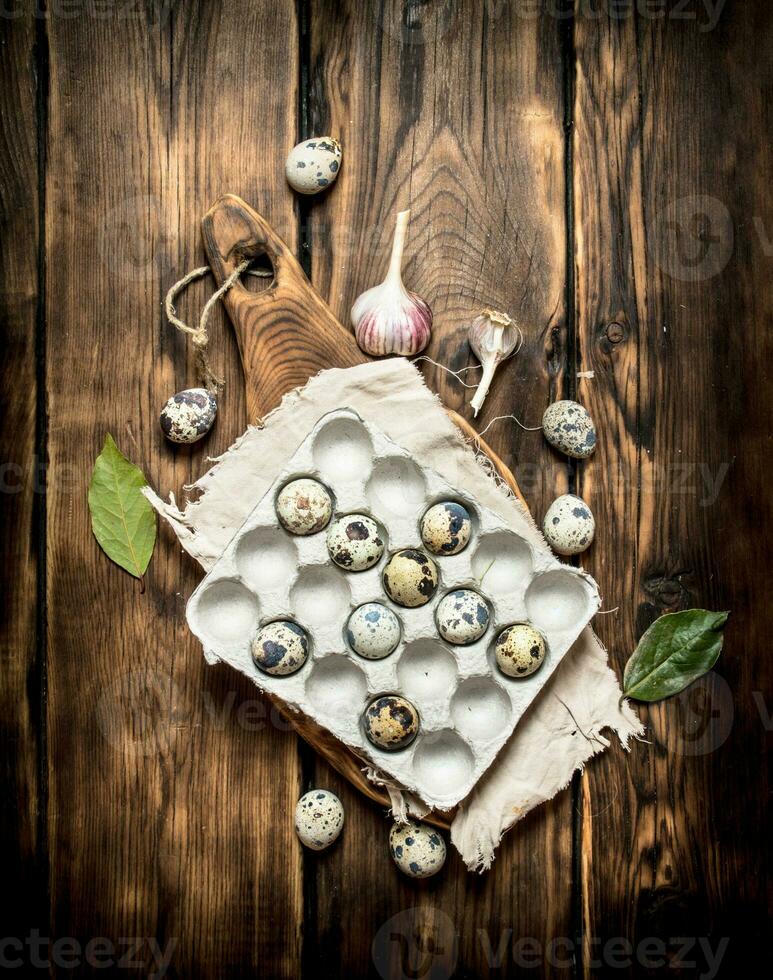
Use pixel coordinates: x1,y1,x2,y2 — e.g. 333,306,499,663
2,1,771,977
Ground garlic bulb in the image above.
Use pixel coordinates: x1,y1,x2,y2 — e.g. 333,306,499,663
468,309,523,416
351,209,432,357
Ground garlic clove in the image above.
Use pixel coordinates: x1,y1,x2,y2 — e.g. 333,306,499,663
468,309,522,416
351,209,433,357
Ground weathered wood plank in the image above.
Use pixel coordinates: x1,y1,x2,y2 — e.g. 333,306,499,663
0,5,43,947
307,2,573,975
45,3,302,975
574,5,773,975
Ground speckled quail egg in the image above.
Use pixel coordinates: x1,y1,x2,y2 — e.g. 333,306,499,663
420,501,473,556
495,623,547,678
285,137,342,195
362,694,420,751
276,478,333,536
542,400,597,459
159,387,217,444
389,821,447,878
542,493,596,556
326,514,385,571
382,549,439,608
251,620,309,677
435,589,490,645
346,602,401,660
294,789,344,851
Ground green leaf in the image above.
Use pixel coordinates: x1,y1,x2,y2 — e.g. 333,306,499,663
88,433,156,581
623,609,729,702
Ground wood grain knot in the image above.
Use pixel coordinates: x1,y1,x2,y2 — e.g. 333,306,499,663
637,574,694,636
643,574,692,609
604,321,626,344
636,886,696,930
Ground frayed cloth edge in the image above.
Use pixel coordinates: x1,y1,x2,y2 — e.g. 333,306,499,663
460,713,646,873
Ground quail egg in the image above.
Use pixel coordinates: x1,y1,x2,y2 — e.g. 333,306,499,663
435,589,490,645
251,620,309,677
159,387,217,444
326,514,385,571
346,602,401,660
389,821,447,878
294,789,344,851
362,694,420,751
542,493,596,555
420,501,473,556
382,550,439,608
495,623,546,678
276,478,333,536
542,400,597,459
285,136,342,195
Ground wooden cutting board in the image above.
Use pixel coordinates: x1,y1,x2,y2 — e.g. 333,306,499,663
201,194,527,826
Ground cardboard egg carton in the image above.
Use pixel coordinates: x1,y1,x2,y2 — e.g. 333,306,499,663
186,409,600,810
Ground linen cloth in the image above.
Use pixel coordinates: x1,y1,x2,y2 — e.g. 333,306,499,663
145,359,643,870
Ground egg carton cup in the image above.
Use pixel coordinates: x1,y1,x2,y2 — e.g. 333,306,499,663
186,409,601,810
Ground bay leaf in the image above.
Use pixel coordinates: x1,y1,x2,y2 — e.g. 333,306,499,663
88,433,156,581
623,608,729,702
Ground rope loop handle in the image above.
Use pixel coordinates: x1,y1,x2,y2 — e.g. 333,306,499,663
164,261,271,393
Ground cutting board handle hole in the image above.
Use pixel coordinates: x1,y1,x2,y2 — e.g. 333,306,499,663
241,254,276,293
